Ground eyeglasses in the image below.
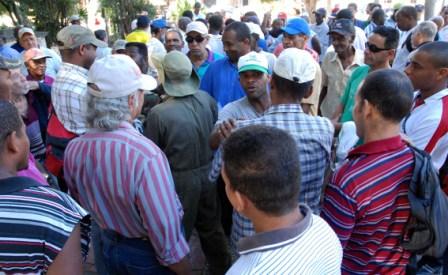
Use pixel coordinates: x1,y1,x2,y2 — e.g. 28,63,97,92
365,42,390,53
186,36,205,43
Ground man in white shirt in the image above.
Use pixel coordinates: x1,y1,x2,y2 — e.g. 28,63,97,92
311,8,330,61
392,6,418,71
402,41,448,170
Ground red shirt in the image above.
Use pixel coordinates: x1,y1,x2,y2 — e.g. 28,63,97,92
321,136,413,274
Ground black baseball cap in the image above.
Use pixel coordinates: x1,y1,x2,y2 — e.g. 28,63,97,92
328,19,355,36
313,8,327,17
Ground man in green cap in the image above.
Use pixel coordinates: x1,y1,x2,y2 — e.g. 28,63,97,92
145,51,232,275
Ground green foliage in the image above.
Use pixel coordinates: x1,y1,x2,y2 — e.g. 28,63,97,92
172,0,192,21
101,0,156,38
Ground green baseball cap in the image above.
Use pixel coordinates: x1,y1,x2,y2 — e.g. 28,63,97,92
57,25,107,50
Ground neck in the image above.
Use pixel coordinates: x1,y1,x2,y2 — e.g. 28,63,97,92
248,93,271,113
0,165,17,179
338,46,355,60
252,207,303,233
420,82,448,99
271,94,301,105
371,61,390,71
189,49,208,63
363,121,400,144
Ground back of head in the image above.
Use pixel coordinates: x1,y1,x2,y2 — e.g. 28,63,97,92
372,8,386,25
224,21,251,41
208,14,223,32
359,69,413,122
0,100,22,148
336,8,354,20
398,6,418,21
222,125,300,215
372,26,400,49
94,29,107,42
417,41,448,69
125,42,148,59
137,15,150,29
415,21,438,41
178,16,192,32
182,10,194,20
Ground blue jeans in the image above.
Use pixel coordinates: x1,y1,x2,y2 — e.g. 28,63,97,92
101,229,174,275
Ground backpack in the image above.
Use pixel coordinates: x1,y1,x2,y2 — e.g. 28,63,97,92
401,146,448,259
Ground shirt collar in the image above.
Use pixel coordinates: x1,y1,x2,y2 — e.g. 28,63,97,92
237,204,312,254
62,62,88,77
329,47,363,66
348,135,405,157
416,88,448,103
265,104,304,115
0,176,41,194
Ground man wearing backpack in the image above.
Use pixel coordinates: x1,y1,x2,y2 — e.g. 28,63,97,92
321,69,416,274
402,41,448,171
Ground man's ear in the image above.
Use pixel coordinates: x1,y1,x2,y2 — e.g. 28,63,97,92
436,67,448,81
303,85,313,99
6,131,20,154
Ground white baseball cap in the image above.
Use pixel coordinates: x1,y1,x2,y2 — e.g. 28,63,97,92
274,48,316,83
186,21,208,35
246,22,265,40
88,54,157,98
18,27,35,40
237,51,268,74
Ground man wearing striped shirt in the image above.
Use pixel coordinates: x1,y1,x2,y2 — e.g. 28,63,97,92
321,69,415,274
0,100,90,274
64,55,191,274
222,125,342,274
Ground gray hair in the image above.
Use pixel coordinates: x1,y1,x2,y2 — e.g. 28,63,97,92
86,91,139,131
166,28,184,41
415,21,438,41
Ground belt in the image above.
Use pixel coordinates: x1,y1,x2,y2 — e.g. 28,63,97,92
102,229,149,242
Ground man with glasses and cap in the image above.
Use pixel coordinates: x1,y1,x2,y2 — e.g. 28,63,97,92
185,21,223,79
145,51,232,274
331,26,399,133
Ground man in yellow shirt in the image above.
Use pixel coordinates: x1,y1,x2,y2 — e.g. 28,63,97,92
126,15,151,44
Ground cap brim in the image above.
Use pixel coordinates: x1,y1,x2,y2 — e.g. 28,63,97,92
163,70,199,97
328,30,352,36
238,64,268,74
91,38,108,48
31,55,52,60
140,74,157,91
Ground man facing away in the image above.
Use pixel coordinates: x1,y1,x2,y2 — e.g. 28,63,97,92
222,125,342,274
64,54,191,275
0,100,90,274
145,51,231,274
321,69,415,274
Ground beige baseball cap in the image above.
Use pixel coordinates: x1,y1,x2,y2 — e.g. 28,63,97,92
23,48,51,63
57,25,107,50
18,27,35,40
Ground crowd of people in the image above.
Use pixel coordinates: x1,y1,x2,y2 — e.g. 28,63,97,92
0,1,447,274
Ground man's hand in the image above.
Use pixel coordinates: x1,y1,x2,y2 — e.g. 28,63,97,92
27,81,39,91
217,118,237,139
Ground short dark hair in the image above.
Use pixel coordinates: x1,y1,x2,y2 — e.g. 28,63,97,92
225,18,235,26
372,26,399,49
271,73,313,101
0,100,23,148
372,8,386,25
195,18,208,27
208,15,223,32
223,125,300,216
224,21,251,41
182,10,194,20
348,3,357,11
125,42,148,59
178,17,192,32
417,41,448,68
358,69,413,122
94,29,107,42
398,6,418,21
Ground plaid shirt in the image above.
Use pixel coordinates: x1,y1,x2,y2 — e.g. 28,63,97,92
210,104,334,246
51,63,89,135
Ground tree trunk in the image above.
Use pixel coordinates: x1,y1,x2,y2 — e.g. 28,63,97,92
424,0,437,20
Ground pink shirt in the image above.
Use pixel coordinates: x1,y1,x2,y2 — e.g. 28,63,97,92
17,155,48,186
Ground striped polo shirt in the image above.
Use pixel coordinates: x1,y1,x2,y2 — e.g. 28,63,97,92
227,204,342,274
0,176,90,274
321,136,414,274
64,122,189,266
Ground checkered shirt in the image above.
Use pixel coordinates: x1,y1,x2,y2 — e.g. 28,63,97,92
209,104,334,246
51,63,89,135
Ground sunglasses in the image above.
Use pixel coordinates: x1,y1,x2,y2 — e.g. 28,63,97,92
365,42,390,53
186,36,205,43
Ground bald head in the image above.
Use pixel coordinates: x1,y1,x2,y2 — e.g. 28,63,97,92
430,16,444,30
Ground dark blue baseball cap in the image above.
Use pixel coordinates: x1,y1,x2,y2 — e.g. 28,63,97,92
282,18,310,36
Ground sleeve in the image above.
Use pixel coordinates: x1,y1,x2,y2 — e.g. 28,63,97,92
301,63,322,106
144,110,164,149
199,63,214,96
216,102,236,124
340,68,359,105
320,178,357,248
43,190,91,264
136,154,190,265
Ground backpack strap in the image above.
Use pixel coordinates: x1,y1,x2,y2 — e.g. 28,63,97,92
0,176,42,195
424,95,448,153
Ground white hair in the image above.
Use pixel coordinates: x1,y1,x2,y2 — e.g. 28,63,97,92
415,21,438,41
86,91,139,131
